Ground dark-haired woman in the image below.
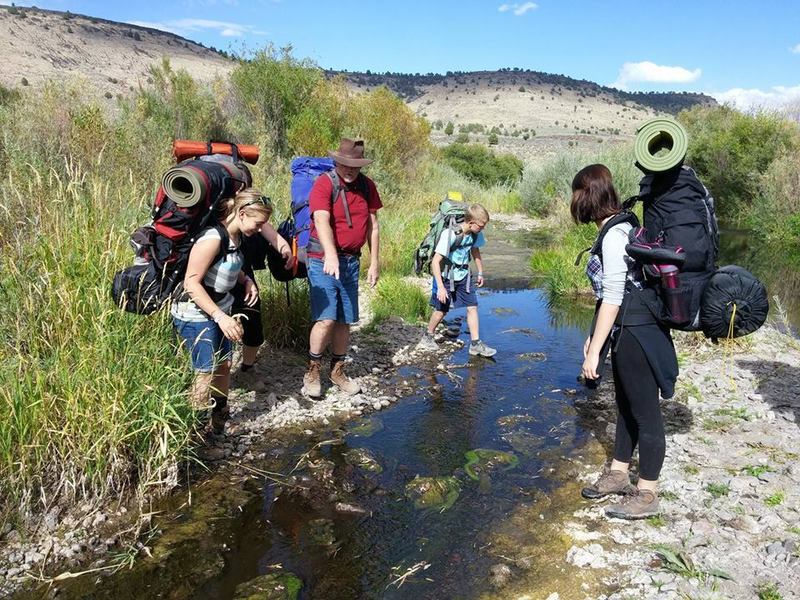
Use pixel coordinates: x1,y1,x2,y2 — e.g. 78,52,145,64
572,164,678,520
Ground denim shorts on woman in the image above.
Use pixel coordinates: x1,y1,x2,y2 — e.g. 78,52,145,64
307,255,360,324
173,317,232,373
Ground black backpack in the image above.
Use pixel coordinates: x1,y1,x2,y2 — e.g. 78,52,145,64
624,165,719,330
112,155,249,314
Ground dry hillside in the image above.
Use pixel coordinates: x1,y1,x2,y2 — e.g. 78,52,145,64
0,6,233,100
0,6,716,164
344,70,716,163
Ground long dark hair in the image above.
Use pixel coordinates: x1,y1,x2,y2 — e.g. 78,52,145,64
570,164,620,224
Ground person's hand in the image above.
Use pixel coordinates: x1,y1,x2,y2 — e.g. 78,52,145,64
436,287,449,304
218,314,243,343
476,273,485,288
581,350,600,381
323,253,339,279
583,336,591,359
243,277,259,307
281,247,295,270
368,264,379,288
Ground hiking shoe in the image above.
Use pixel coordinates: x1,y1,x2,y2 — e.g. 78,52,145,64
605,488,660,520
469,340,497,358
330,360,361,396
417,332,439,351
581,469,633,499
210,406,230,435
302,360,322,398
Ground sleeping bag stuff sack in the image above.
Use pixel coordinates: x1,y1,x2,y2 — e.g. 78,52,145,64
701,265,769,339
173,140,260,165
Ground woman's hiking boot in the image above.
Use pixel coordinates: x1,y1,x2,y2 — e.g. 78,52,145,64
210,396,229,435
581,469,633,499
330,360,361,396
302,360,322,398
604,488,660,520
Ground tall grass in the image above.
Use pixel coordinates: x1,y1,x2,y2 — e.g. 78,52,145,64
370,276,430,324
524,145,640,297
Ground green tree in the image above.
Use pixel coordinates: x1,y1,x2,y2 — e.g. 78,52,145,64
444,121,454,136
487,132,499,145
441,143,523,188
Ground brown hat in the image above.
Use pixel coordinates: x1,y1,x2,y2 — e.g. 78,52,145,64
328,138,373,168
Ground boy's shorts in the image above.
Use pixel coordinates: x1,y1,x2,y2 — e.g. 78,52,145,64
430,276,477,314
173,318,232,373
308,255,360,324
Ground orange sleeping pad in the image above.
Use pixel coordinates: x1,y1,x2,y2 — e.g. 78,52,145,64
172,140,260,165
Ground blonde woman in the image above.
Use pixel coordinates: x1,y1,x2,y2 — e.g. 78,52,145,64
172,188,272,433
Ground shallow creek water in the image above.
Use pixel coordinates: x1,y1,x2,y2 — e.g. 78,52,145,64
47,225,613,600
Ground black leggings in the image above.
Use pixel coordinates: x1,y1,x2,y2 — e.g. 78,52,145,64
611,327,665,480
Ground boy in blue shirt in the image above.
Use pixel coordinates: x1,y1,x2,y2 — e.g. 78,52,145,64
419,203,496,357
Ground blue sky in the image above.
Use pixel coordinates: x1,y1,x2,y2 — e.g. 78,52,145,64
5,0,799,109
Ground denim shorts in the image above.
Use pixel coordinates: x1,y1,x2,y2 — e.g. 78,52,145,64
430,276,478,314
173,317,232,373
307,255,360,324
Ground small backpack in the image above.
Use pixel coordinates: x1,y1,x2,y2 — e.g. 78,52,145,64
112,150,251,314
413,192,471,278
623,165,719,330
268,157,370,282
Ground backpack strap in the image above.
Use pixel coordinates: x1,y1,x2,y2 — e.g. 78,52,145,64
326,171,353,228
574,210,639,266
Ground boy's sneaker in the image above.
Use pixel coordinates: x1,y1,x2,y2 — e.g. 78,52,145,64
604,488,660,520
581,469,632,499
417,332,439,351
469,340,497,358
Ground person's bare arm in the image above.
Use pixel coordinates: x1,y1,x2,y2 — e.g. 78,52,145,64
581,302,619,380
471,247,484,287
431,253,448,304
366,211,380,287
313,210,339,279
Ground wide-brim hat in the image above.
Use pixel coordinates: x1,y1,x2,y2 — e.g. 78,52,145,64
328,138,373,168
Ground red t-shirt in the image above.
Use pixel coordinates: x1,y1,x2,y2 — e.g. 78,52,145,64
307,173,382,257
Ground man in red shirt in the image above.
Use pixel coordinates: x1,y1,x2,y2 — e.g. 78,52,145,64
302,139,382,398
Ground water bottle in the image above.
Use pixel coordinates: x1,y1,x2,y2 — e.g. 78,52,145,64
659,264,687,323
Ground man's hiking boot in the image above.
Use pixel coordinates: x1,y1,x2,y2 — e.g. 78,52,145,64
604,488,660,520
581,469,632,499
417,332,439,352
302,360,322,398
330,360,361,396
469,340,497,358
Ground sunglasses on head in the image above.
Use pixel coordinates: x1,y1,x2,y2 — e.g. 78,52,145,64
242,195,272,208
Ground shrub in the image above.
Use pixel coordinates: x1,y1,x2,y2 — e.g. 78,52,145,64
679,105,800,220
441,143,523,188
444,121,454,135
487,132,499,145
371,276,430,324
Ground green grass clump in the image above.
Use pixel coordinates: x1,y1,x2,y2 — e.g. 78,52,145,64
741,464,772,478
757,582,784,600
764,492,785,507
371,276,430,324
705,482,730,498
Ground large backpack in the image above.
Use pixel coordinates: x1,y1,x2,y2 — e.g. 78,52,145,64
267,157,369,282
112,152,251,314
413,192,473,279
624,165,768,338
624,165,719,330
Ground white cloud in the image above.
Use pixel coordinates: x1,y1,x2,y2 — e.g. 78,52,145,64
612,60,701,90
498,2,538,16
710,84,800,111
791,43,800,54
127,17,264,38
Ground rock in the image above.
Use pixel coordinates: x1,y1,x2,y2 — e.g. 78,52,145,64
690,519,715,536
334,503,369,516
566,543,605,568
766,541,784,556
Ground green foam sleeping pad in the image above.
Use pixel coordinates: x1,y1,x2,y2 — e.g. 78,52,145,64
634,117,688,172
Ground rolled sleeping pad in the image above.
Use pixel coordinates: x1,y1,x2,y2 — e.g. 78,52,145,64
700,265,769,339
173,140,260,165
162,159,245,208
634,117,688,173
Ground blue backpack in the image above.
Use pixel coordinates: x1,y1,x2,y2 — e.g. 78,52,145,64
269,157,367,282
